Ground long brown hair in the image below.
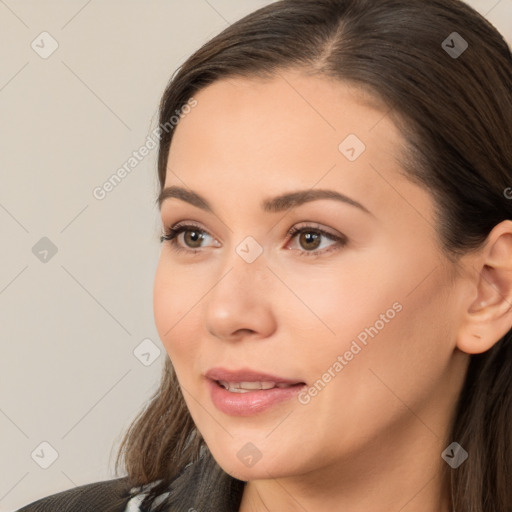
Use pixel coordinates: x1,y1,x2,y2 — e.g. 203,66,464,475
112,1,512,510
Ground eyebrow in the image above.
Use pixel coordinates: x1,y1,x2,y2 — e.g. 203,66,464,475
157,185,372,216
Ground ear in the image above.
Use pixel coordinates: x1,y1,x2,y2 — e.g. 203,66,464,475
457,220,512,355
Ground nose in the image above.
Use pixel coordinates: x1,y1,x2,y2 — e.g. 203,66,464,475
203,250,277,343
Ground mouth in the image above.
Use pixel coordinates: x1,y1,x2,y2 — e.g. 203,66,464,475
215,380,303,393
205,366,305,388
205,367,306,416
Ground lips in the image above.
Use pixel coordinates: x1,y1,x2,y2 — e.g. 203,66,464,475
205,367,305,389
205,367,307,416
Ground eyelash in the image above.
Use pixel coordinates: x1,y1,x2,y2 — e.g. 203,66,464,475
160,222,347,258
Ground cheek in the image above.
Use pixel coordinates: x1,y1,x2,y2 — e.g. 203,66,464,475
279,258,401,369
290,252,455,415
326,271,454,430
153,259,201,362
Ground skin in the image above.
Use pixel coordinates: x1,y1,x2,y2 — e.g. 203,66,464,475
153,69,512,512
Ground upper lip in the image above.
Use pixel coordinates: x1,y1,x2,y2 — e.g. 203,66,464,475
205,367,305,385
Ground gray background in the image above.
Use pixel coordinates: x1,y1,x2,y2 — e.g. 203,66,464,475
1,1,510,510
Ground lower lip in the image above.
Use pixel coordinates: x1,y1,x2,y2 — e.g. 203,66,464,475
207,379,306,416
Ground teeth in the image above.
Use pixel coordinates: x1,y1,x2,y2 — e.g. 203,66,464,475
218,380,279,392
219,381,276,392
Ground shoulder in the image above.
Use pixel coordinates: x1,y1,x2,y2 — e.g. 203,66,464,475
15,476,133,512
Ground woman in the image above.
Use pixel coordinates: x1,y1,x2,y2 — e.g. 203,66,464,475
17,0,512,510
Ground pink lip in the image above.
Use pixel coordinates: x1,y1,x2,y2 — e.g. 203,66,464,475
205,367,306,417
205,367,304,385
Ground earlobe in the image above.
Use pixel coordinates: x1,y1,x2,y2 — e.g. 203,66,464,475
456,221,512,355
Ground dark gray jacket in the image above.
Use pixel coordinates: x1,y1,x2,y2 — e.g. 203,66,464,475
14,453,245,512
15,476,132,512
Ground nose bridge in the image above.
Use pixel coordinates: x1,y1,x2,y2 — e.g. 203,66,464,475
202,234,275,339
234,234,266,267
216,233,268,296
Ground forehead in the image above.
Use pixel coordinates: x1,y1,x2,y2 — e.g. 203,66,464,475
164,70,429,222
168,71,396,165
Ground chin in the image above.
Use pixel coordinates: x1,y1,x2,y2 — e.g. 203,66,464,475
206,440,303,482
217,458,285,482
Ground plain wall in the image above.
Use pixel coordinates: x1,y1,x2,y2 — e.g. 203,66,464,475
1,1,510,510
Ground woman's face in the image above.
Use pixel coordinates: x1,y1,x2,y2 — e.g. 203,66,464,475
153,70,469,482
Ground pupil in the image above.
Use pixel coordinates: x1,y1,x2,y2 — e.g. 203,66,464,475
186,230,202,247
301,232,320,250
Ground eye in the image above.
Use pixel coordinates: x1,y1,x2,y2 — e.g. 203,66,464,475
285,223,347,257
160,222,215,254
160,222,347,257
